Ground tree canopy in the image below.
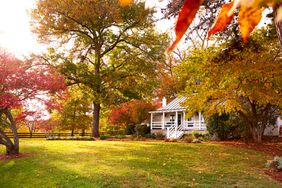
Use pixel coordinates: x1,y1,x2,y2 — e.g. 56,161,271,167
108,99,158,127
177,26,282,142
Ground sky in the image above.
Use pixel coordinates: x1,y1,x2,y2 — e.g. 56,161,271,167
0,0,42,57
0,0,174,58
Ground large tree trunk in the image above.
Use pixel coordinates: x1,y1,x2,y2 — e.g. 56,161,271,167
250,125,264,143
81,128,85,137
92,102,100,138
0,109,20,155
6,144,19,155
5,110,19,155
238,109,266,144
29,130,33,138
71,129,74,136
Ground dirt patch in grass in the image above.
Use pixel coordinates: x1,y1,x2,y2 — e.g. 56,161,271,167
265,170,282,183
0,153,33,161
211,141,282,156
210,141,282,183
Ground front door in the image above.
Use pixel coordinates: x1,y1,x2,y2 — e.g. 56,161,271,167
178,113,182,126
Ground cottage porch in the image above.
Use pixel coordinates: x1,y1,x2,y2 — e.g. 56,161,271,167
149,97,207,139
150,111,206,130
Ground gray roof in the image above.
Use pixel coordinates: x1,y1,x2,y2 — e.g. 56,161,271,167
155,97,186,112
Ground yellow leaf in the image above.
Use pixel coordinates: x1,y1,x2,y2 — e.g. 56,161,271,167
119,0,133,6
238,5,263,41
208,2,235,39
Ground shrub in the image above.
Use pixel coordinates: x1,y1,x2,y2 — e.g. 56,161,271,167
144,133,166,140
130,135,146,141
182,135,194,143
125,124,135,135
102,125,125,136
192,130,202,139
114,135,126,139
144,133,155,139
100,135,110,140
207,113,242,140
135,124,150,136
266,156,282,171
170,138,178,142
154,133,166,140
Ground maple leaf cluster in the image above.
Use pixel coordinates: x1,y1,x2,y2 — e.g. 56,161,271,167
168,0,282,52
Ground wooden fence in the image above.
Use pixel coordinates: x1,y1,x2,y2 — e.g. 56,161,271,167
4,132,92,138
3,130,124,138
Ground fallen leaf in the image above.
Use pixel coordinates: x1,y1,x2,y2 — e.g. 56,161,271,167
167,0,203,53
208,2,235,39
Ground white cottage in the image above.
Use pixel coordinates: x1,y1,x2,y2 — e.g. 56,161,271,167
149,97,207,139
149,97,282,139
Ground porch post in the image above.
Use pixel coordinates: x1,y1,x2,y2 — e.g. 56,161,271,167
199,111,202,130
150,113,153,130
193,113,195,128
162,112,165,130
175,111,178,127
183,111,185,128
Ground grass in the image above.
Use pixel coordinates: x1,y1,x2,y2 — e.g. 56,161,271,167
0,139,281,188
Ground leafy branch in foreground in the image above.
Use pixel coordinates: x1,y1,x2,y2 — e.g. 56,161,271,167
168,0,282,52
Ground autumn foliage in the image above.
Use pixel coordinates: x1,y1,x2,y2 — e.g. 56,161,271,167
168,0,282,52
0,49,66,155
0,51,66,109
108,100,159,126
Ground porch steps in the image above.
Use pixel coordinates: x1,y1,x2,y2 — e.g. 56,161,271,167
167,124,184,139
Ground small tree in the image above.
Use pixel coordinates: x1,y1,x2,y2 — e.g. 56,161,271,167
108,100,158,127
0,49,65,155
20,110,48,138
57,86,92,136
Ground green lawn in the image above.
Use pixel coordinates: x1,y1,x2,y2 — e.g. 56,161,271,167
0,139,280,188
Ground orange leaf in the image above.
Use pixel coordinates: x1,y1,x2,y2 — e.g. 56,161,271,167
238,5,262,41
167,0,203,53
208,2,235,39
119,0,133,6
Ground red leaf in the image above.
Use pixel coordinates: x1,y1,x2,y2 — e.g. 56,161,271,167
208,2,235,39
167,0,203,53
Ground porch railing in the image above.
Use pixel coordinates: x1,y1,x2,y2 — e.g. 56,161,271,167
151,121,176,129
152,120,207,130
184,121,206,130
151,121,162,129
